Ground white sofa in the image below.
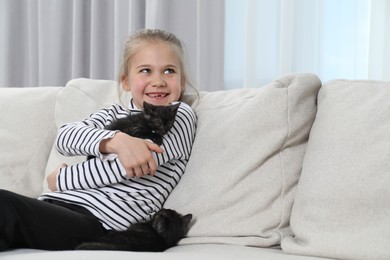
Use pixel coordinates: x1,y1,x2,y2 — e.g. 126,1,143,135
1,74,389,260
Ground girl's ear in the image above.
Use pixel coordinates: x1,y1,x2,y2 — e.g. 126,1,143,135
122,76,131,92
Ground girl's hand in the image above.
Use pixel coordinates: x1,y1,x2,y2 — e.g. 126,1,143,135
100,132,164,178
47,163,68,192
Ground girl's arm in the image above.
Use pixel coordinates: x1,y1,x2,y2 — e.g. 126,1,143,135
55,104,126,158
50,103,196,191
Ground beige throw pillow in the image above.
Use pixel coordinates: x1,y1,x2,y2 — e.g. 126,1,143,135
281,80,390,260
165,73,321,247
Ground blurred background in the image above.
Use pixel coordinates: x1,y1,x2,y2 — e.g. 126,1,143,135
0,0,389,90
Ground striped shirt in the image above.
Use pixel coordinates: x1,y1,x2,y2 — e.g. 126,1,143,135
39,100,196,230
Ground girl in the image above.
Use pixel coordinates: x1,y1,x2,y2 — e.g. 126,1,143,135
0,29,197,251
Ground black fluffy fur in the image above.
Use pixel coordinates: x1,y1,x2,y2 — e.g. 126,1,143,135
87,101,180,160
107,101,180,145
76,209,192,252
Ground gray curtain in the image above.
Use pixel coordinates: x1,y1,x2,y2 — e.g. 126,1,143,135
0,0,225,91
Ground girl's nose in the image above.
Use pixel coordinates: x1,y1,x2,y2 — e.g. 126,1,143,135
150,74,166,87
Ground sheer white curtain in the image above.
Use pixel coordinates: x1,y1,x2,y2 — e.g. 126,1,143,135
2,0,389,90
0,0,224,91
224,0,390,89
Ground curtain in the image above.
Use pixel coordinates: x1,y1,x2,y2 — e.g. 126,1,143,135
368,0,390,80
0,0,225,91
224,0,390,89
2,0,389,90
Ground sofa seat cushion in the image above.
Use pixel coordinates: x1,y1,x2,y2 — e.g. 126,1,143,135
0,244,328,260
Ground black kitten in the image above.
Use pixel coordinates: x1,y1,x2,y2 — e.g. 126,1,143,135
107,101,180,145
76,208,192,252
87,102,180,160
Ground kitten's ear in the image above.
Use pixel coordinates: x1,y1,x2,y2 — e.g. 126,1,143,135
182,214,192,227
170,102,180,113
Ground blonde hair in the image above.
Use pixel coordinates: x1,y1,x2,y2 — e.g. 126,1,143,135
118,29,198,103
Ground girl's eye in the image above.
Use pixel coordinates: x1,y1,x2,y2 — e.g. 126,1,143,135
164,68,175,74
140,68,150,74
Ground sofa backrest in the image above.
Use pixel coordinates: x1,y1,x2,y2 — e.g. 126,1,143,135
1,74,322,250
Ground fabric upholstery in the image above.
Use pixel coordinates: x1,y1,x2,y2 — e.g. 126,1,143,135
281,80,390,260
165,73,321,247
0,87,59,197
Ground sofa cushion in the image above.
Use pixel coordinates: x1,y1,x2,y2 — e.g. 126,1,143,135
281,80,390,259
164,73,321,247
0,87,60,197
0,244,328,260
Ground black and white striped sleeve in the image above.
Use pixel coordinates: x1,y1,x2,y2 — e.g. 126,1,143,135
55,104,128,158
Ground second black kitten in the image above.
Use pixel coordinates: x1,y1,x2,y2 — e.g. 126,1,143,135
76,208,192,252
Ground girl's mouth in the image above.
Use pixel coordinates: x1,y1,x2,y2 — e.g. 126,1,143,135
146,93,169,99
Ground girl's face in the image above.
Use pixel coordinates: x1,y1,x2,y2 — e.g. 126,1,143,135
122,41,184,108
